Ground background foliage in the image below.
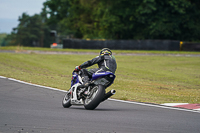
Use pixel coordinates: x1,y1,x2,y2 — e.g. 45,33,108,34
2,0,200,46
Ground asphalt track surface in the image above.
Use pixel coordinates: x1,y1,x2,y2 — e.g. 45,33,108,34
0,78,200,133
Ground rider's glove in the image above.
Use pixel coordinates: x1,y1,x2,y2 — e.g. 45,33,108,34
74,66,81,72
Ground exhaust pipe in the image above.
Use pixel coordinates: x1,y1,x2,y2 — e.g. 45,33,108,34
102,89,116,102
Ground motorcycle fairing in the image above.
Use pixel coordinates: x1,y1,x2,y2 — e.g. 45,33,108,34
70,83,84,105
92,71,115,80
71,72,80,87
92,71,115,87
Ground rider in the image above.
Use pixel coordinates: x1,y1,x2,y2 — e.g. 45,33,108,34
74,48,117,88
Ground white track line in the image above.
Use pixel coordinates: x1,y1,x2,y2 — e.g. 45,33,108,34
0,76,6,79
194,108,200,111
108,99,200,113
161,103,189,106
1,76,67,93
0,76,199,113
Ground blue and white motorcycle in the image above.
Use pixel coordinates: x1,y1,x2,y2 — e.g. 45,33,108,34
62,71,116,110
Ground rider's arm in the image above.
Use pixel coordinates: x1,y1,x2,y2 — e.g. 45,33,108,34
79,55,103,69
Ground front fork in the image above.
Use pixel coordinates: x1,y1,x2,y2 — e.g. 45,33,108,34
70,83,84,105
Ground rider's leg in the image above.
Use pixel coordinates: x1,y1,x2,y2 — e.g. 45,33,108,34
80,69,90,83
78,69,91,88
78,68,102,88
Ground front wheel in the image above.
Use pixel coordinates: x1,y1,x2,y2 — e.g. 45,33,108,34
62,92,72,108
84,85,105,110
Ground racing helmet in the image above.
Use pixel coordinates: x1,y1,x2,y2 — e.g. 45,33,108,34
100,48,112,55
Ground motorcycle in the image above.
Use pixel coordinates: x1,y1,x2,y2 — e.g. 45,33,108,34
62,70,116,110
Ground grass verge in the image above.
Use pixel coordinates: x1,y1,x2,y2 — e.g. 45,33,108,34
0,47,200,104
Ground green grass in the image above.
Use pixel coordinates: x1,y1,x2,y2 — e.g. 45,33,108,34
0,47,200,104
115,56,200,103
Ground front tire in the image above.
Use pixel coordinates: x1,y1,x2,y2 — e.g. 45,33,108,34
84,85,105,110
62,92,72,108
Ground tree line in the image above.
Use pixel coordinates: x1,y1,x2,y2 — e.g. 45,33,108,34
4,0,200,47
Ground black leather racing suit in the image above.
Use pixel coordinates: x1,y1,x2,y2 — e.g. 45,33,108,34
79,54,117,82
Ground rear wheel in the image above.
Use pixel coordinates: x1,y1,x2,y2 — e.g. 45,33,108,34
84,85,105,110
62,92,72,108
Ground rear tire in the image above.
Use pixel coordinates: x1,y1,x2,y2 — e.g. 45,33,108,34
62,92,72,108
84,85,105,110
